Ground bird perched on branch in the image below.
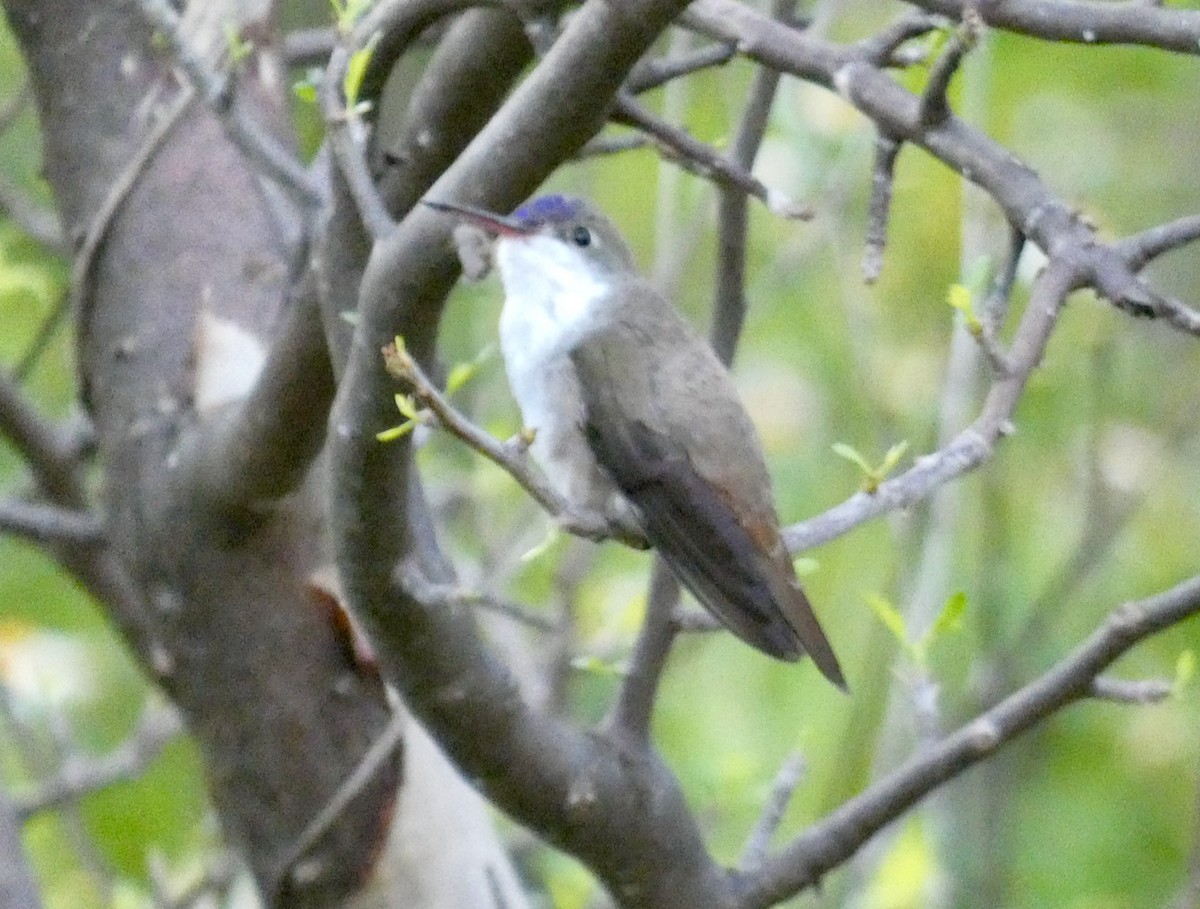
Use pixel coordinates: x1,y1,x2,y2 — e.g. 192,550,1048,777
427,195,845,689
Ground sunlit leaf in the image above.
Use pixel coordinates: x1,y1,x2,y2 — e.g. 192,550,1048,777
880,440,910,474
393,393,419,420
343,33,380,108
1175,650,1195,691
376,422,414,442
930,590,967,641
865,593,908,648
832,442,872,473
570,654,626,677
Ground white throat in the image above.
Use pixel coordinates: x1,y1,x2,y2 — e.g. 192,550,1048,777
495,235,609,358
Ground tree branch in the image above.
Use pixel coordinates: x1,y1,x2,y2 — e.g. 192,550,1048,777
0,500,104,546
907,0,1200,55
328,0,741,904
743,572,1200,907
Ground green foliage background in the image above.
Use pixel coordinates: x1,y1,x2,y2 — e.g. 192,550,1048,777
2,3,1200,907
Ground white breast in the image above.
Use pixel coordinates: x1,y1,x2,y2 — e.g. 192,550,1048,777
493,235,616,510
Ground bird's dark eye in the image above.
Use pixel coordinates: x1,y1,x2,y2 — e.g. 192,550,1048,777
571,225,591,247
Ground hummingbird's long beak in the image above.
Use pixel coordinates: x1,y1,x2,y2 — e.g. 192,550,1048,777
422,199,530,236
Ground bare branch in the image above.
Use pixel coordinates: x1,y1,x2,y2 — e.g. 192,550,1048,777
135,0,321,207
0,500,104,546
0,787,43,909
186,271,335,509
575,131,651,159
12,293,70,382
974,224,1025,375
1088,676,1173,704
739,751,806,874
612,93,811,219
0,84,62,247
916,11,980,126
862,133,901,284
626,42,738,93
396,569,558,632
17,705,184,818
605,560,681,742
713,0,794,364
783,259,1075,554
1117,214,1200,272
853,11,944,67
907,0,1200,55
275,712,405,886
744,572,1200,906
284,26,336,67
320,42,396,239
0,369,86,505
381,340,643,546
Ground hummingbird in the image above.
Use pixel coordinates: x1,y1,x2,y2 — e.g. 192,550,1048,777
425,195,845,688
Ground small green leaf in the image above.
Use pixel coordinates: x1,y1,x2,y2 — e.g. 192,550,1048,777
445,344,496,394
331,0,375,31
834,441,909,494
866,593,908,648
343,33,380,108
930,590,967,640
520,525,560,563
393,393,419,420
792,556,819,577
293,68,321,104
880,440,910,474
947,283,983,336
293,80,317,104
1175,650,1195,691
224,23,253,65
445,363,472,395
832,442,873,474
376,421,415,442
570,655,626,677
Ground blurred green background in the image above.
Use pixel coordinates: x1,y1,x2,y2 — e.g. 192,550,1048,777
2,2,1200,907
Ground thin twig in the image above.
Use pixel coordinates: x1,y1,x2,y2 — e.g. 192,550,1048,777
395,574,557,632
862,133,901,283
916,11,981,126
626,42,738,93
0,369,86,504
605,560,681,742
739,751,806,873
0,174,64,252
275,711,405,885
0,500,105,546
783,259,1076,555
283,26,337,66
136,0,322,208
320,43,395,239
974,224,1024,375
575,132,651,159
0,787,43,909
1088,676,1173,704
905,0,1200,56
672,606,722,634
612,94,812,220
381,341,641,546
17,705,184,818
1116,214,1200,272
13,292,70,381
713,0,794,363
853,11,945,67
